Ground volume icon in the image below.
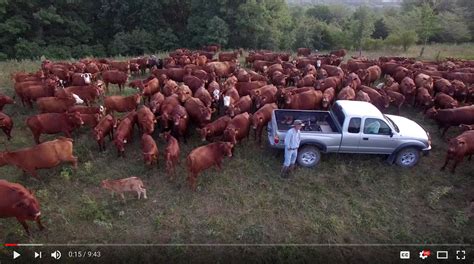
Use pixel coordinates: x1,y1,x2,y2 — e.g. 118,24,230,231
51,250,62,260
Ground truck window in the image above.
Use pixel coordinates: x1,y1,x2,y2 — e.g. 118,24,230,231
348,118,361,133
331,103,345,129
363,118,392,135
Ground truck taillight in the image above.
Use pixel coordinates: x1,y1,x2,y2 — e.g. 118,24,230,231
274,135,279,144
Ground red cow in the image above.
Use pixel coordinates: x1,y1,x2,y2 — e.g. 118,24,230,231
359,86,390,111
384,76,400,93
330,49,347,57
337,86,356,100
255,84,278,109
68,105,105,115
26,112,84,144
415,73,434,94
158,95,180,131
0,180,44,236
235,81,266,96
322,87,336,109
223,112,252,145
297,48,311,56
64,82,104,105
218,51,240,62
114,118,133,157
296,74,316,88
0,112,13,140
386,90,405,114
284,90,323,110
393,66,413,83
136,78,160,104
70,73,93,86
101,177,147,200
356,90,371,102
226,95,252,117
251,103,277,144
184,97,212,127
109,61,130,73
194,86,213,108
0,137,77,178
102,70,129,93
434,78,455,96
186,141,234,190
183,74,205,93
400,77,417,105
166,68,187,82
149,92,165,114
315,76,341,91
415,87,434,109
137,106,156,135
435,93,459,109
104,94,141,114
162,131,180,180
359,65,382,86
0,94,14,110
197,115,231,142
37,96,76,113
141,134,158,166
80,113,101,128
425,106,474,136
20,79,58,107
440,130,474,173
93,114,116,151
343,73,361,90
170,104,189,143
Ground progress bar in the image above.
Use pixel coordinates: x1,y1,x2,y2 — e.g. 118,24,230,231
4,243,472,247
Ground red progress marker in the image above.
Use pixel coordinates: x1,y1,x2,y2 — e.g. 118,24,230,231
5,243,18,247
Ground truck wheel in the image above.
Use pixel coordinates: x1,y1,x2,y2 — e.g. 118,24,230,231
395,147,420,168
297,145,321,168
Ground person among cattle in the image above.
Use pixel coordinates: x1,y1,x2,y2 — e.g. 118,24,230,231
281,120,304,178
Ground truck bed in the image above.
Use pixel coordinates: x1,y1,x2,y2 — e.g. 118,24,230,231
275,109,340,133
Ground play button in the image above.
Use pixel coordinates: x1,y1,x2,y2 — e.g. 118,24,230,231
13,251,20,259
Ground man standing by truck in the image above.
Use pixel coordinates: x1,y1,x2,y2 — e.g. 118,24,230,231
281,120,304,178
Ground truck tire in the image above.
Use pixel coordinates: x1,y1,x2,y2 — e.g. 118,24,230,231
395,147,420,168
297,145,321,168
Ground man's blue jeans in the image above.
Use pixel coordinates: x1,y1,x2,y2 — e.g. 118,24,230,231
284,148,298,167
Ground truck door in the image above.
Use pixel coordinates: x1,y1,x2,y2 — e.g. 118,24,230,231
358,118,397,154
338,117,361,153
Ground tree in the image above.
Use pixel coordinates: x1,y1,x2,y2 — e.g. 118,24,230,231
386,30,419,51
408,4,440,57
436,11,471,43
372,18,388,39
350,6,375,56
306,5,332,23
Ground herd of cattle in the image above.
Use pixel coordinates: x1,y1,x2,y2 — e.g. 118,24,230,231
1,45,474,236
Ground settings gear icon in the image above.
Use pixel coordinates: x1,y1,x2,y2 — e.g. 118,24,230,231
419,250,431,259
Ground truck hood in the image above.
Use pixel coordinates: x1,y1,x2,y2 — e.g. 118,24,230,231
385,115,430,142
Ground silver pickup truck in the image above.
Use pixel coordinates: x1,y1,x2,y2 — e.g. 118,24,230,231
267,100,432,168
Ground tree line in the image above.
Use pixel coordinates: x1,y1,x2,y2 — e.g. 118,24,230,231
0,0,472,60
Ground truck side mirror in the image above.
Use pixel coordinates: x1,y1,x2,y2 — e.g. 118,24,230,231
389,130,394,137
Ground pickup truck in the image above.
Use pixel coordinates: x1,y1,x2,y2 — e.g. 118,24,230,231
267,100,431,168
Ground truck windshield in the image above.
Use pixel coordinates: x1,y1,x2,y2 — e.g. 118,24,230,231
384,115,399,133
331,103,345,129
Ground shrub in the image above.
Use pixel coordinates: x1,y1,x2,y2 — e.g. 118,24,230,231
14,39,41,59
42,45,72,59
363,38,384,50
0,52,7,61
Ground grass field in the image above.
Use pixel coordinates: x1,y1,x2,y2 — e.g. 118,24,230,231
0,45,473,262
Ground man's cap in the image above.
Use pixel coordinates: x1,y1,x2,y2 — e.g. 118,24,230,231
292,120,304,126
